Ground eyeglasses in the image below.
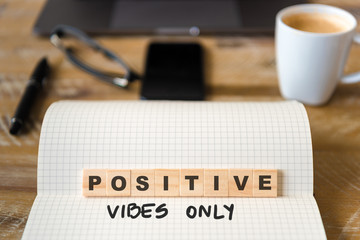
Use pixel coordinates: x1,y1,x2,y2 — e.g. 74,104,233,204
50,25,140,88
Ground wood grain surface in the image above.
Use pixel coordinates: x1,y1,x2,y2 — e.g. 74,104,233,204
0,0,359,239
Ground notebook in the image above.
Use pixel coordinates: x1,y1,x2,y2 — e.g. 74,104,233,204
22,101,326,239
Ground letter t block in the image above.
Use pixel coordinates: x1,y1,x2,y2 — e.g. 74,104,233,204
180,169,204,196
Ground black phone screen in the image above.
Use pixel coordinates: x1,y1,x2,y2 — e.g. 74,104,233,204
141,43,204,100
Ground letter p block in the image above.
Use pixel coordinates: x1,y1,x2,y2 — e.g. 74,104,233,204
83,169,107,197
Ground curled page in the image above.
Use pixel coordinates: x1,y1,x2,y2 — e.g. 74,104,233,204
23,101,326,240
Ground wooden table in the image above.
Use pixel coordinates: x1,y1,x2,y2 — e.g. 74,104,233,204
0,0,359,239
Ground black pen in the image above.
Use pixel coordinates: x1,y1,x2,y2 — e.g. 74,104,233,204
9,57,50,135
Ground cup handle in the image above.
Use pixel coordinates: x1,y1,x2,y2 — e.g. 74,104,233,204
341,33,360,84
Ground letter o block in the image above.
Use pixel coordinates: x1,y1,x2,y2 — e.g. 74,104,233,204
106,169,131,196
83,169,107,197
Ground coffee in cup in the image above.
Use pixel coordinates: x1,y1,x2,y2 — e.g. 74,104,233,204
282,12,350,33
276,4,360,106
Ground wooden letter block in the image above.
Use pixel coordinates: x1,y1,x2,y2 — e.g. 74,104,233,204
253,169,277,197
131,169,155,197
180,169,204,197
155,169,180,197
106,169,131,196
228,169,253,197
83,169,107,197
204,169,228,197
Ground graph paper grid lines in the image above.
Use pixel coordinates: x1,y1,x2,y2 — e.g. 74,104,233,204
23,196,325,240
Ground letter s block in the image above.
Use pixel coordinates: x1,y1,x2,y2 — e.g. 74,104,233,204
83,169,107,197
253,169,277,197
131,169,155,197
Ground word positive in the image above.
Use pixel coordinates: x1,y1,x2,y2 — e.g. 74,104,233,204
83,168,277,197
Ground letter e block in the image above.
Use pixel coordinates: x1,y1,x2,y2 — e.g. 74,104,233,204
106,169,131,197
83,169,107,197
131,169,155,197
155,169,179,197
180,169,204,197
253,169,277,197
229,169,253,197
204,169,228,197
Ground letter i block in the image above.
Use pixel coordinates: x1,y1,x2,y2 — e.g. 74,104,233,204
180,169,204,197
106,170,131,196
83,169,107,197
253,169,277,197
204,169,228,197
155,169,180,197
131,169,155,197
228,169,253,197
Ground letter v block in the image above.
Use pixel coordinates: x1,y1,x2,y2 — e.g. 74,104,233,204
106,169,131,196
83,169,107,197
228,169,253,197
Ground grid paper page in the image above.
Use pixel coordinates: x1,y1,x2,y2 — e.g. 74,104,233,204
22,101,326,239
23,196,325,240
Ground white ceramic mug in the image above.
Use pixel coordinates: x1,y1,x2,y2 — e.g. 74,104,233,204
276,4,360,106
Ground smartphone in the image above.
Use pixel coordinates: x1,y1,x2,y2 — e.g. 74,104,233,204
141,43,204,100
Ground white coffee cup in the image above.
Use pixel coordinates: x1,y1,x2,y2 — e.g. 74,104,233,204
276,4,360,106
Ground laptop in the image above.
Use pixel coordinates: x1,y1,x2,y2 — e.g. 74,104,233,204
34,0,305,35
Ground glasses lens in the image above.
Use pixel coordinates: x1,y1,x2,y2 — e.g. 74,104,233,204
60,36,127,78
